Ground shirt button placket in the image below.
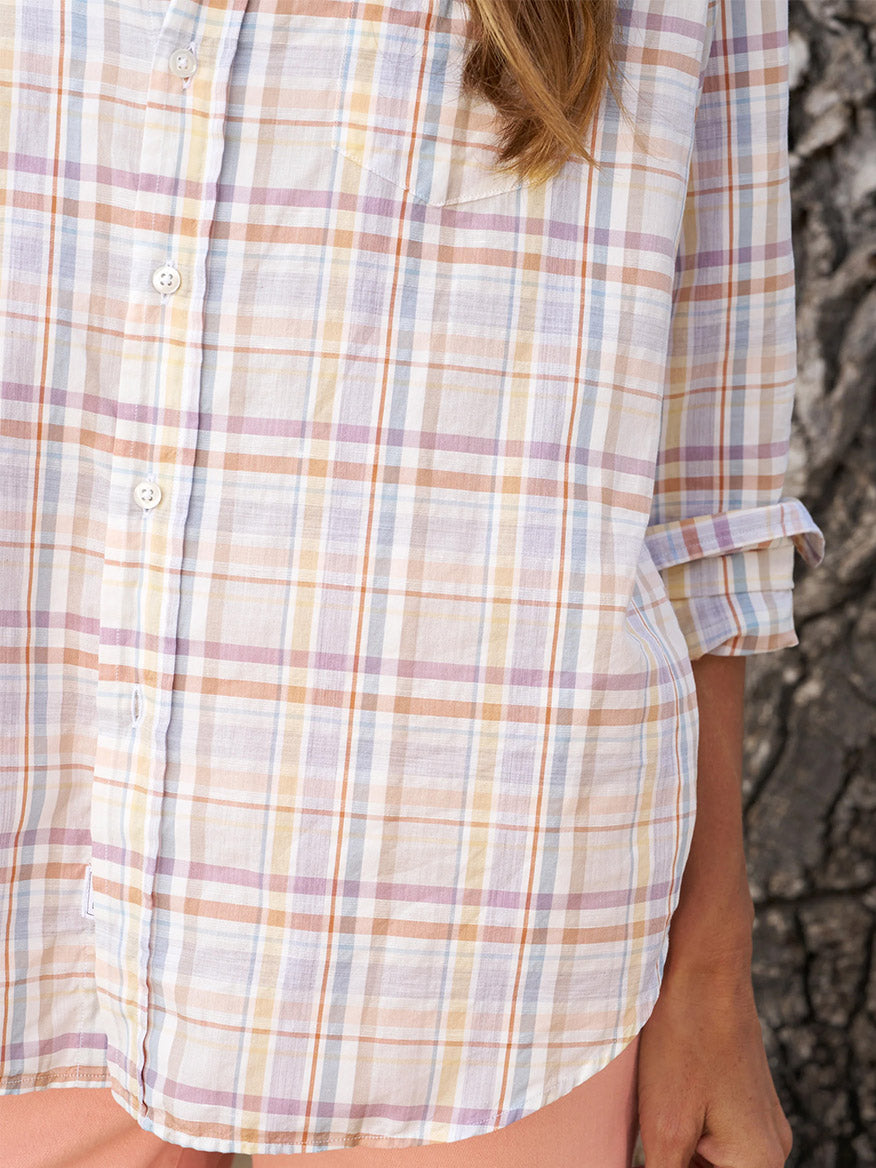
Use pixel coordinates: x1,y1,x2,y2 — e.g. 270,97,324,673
91,7,213,1124
109,4,250,1123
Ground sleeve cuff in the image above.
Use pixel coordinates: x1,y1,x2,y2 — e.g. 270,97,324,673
644,498,826,660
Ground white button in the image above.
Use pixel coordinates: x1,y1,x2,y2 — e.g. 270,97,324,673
134,481,162,510
152,263,181,295
168,47,197,79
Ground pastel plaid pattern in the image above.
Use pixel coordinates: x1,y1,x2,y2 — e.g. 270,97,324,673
0,0,824,1155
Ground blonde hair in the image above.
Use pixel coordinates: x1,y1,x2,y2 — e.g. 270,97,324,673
459,0,625,185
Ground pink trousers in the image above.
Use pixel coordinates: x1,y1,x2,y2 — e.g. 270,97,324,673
0,1033,640,1168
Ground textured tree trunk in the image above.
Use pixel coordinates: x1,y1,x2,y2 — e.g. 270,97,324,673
745,3,875,1165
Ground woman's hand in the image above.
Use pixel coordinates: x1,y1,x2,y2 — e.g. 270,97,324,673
636,651,794,1166
637,955,794,1168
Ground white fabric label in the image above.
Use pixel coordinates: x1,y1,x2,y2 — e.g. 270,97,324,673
82,863,94,918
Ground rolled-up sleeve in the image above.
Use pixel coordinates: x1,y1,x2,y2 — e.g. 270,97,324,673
645,0,826,661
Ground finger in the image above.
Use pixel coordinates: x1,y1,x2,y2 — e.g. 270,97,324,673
639,1127,701,1168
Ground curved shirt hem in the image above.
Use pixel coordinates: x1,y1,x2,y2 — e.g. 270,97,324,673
0,981,657,1156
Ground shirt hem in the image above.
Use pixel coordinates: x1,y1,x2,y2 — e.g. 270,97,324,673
0,1069,110,1090
0,1001,653,1155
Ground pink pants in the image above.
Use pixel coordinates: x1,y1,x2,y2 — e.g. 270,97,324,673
0,1033,640,1168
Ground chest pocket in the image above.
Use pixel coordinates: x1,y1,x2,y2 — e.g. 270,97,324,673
331,0,528,208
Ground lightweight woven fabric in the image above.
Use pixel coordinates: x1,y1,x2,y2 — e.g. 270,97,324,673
1,0,825,1156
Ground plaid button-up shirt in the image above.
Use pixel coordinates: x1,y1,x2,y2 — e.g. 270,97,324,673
0,0,824,1154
